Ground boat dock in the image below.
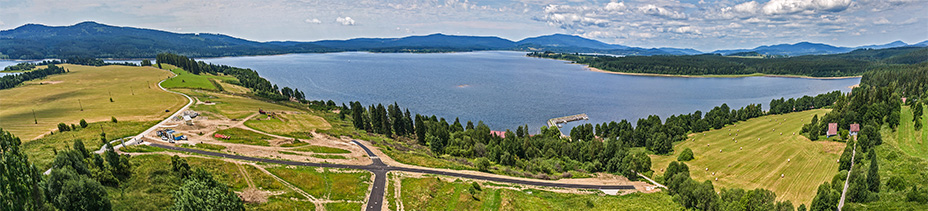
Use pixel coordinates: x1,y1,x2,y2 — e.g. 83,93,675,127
547,114,589,128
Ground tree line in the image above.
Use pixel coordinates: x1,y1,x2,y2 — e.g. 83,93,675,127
0,64,66,89
340,91,837,180
529,47,927,77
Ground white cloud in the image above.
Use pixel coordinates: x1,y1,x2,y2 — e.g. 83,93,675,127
873,17,890,25
733,1,759,14
336,17,355,25
604,2,626,11
638,4,687,19
761,0,852,15
304,18,321,24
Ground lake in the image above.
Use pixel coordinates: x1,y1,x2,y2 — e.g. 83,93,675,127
202,51,860,133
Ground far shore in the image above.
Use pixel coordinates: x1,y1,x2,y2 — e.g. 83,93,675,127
583,64,863,80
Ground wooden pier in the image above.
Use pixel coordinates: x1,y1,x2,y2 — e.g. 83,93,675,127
547,114,589,128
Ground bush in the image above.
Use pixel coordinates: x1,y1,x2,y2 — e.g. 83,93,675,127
79,119,88,128
475,157,491,172
677,148,695,161
887,176,906,191
110,116,117,123
57,123,71,132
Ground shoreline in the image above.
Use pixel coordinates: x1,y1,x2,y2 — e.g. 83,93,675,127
583,65,862,79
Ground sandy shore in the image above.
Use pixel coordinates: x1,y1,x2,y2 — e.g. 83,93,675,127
581,64,863,80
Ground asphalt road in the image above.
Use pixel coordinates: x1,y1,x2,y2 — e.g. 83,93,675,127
151,140,635,210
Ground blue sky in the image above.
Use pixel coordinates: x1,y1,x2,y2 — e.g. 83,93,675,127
0,0,925,51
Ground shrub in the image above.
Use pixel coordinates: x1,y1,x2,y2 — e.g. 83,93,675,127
677,148,695,161
79,119,88,128
475,157,491,172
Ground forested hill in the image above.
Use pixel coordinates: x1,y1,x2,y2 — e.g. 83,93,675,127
0,22,695,59
530,47,928,77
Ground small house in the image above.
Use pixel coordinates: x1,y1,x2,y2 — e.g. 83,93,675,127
826,123,838,137
849,124,860,136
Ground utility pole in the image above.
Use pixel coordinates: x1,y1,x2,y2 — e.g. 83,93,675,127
79,99,84,111
32,109,37,124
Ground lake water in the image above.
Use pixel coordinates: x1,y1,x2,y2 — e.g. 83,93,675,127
202,51,860,133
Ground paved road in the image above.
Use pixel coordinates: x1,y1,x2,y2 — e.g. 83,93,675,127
150,140,635,210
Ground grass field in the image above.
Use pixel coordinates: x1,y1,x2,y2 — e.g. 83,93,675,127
244,112,331,138
650,109,842,205
0,64,186,140
311,154,348,159
892,106,928,158
265,166,371,201
158,64,238,91
290,145,351,154
185,90,300,119
844,106,928,210
108,154,294,210
213,127,273,146
400,176,682,211
21,121,156,169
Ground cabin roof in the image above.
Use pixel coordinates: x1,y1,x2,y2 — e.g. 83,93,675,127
827,123,838,136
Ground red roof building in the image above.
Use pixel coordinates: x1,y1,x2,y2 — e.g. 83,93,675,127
490,130,507,138
849,123,860,136
827,123,838,137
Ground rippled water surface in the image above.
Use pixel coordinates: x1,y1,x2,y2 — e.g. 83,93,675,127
201,51,860,133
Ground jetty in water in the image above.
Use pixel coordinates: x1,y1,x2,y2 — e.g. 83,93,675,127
548,114,589,128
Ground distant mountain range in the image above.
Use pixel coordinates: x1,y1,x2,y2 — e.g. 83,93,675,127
0,21,925,59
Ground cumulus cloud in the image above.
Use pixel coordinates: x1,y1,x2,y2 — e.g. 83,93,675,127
336,17,355,25
604,2,626,11
761,0,852,15
733,1,759,14
304,18,321,24
638,4,687,19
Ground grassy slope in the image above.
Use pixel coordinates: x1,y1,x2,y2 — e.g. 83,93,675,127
650,109,841,205
0,64,186,140
892,106,928,158
109,154,313,211
289,145,351,154
244,112,332,139
158,64,238,91
184,89,299,119
22,121,156,169
400,176,682,211
265,166,372,201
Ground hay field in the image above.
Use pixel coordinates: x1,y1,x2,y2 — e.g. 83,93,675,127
650,109,842,205
0,64,186,140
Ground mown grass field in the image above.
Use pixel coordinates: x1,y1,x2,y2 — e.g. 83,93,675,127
214,127,273,146
650,109,841,205
184,89,300,119
265,166,372,201
21,121,156,169
892,106,928,159
158,64,238,91
0,64,186,140
400,176,682,211
244,112,331,138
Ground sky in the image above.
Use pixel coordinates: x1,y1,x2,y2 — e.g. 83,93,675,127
0,0,926,51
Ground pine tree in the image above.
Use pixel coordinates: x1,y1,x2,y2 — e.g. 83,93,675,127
867,149,880,193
